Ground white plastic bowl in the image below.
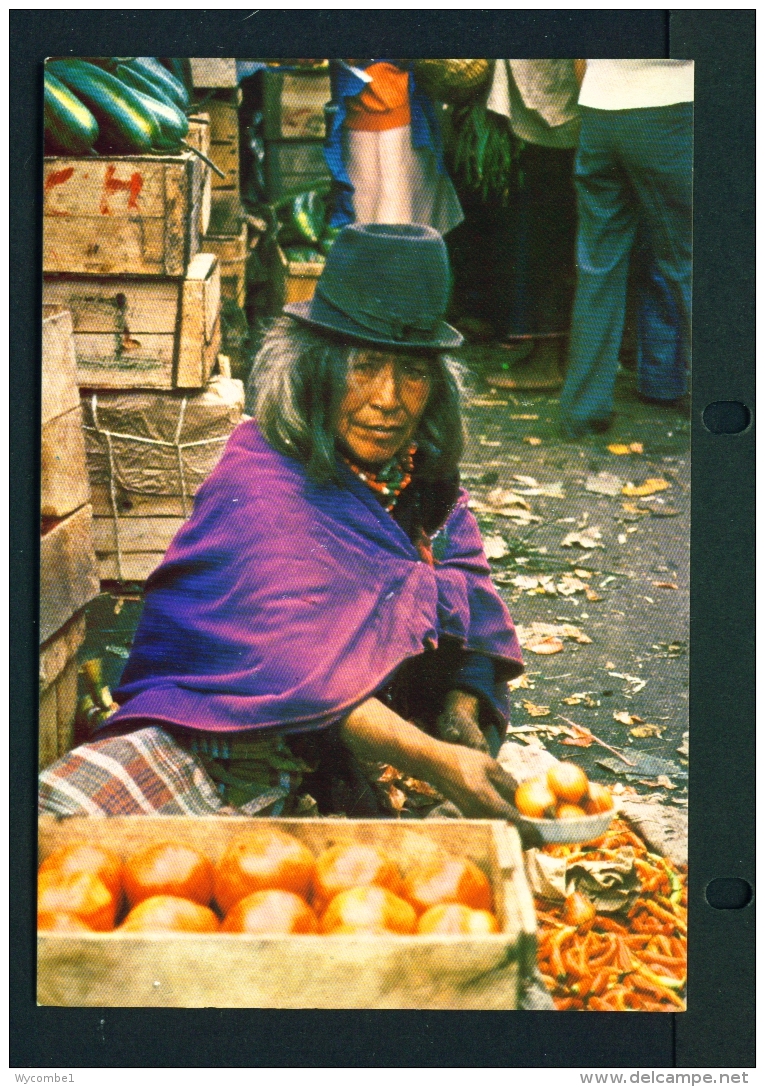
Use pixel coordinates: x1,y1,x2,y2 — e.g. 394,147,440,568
517,807,615,846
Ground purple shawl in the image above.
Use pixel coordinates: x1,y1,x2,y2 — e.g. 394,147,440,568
109,422,524,736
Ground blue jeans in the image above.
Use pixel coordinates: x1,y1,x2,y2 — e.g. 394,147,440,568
560,103,693,435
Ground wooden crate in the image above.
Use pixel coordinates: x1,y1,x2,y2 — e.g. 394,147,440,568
202,224,248,305
43,152,204,278
263,138,329,202
37,816,537,1009
40,504,99,645
285,260,324,305
263,68,331,140
93,515,184,581
41,405,91,519
190,58,238,89
43,253,222,389
39,613,86,769
41,309,79,427
186,113,212,237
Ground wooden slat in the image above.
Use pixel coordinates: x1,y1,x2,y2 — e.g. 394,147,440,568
37,817,530,1009
74,334,176,389
43,155,200,277
210,142,239,190
92,515,185,554
187,114,211,237
39,613,87,692
41,309,79,425
40,406,91,519
190,58,238,89
56,656,79,758
97,552,165,582
207,99,239,143
40,504,99,644
43,278,182,335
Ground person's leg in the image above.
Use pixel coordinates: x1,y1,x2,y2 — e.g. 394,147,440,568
619,103,693,401
637,257,687,401
559,109,638,437
344,127,382,224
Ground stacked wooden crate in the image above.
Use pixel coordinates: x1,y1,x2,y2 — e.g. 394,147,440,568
39,308,100,769
42,147,245,585
190,60,252,368
262,66,331,306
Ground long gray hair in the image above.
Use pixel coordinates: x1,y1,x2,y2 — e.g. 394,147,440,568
247,316,467,484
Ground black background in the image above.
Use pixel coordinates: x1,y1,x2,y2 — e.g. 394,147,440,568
10,9,755,1069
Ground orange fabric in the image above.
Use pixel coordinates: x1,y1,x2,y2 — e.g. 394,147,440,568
345,62,412,131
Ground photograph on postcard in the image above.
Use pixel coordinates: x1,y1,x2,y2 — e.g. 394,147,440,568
37,56,691,1011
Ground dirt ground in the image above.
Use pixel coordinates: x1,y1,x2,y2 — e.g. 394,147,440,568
80,351,690,806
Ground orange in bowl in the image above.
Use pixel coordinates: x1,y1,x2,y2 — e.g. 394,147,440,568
402,855,492,915
547,764,589,805
515,777,557,819
39,842,123,901
584,782,615,814
417,903,499,935
214,829,315,915
37,870,117,931
222,890,318,934
119,895,219,933
320,886,417,935
312,843,402,912
556,803,589,820
123,841,214,909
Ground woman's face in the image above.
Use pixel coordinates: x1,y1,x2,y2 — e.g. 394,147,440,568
335,348,433,466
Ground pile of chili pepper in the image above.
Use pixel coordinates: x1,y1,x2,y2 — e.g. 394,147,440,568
535,818,687,1011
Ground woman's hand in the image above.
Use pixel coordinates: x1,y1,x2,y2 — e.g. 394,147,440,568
340,697,523,822
435,689,489,753
427,743,520,821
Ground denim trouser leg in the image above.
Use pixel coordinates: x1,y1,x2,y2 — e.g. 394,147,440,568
560,104,693,434
637,259,689,400
560,111,638,435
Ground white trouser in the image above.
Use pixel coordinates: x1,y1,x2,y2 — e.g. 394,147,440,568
344,124,463,235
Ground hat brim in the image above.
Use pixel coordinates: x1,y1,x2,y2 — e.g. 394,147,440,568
283,301,464,351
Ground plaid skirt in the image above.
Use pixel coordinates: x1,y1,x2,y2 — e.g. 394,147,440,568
38,726,302,818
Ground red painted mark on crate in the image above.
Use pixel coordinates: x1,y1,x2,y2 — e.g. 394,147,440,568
100,164,144,214
44,166,75,193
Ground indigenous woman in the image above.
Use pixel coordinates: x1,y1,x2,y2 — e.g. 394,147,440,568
39,224,526,826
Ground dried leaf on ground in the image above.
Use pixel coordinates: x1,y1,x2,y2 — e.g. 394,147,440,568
517,622,593,655
479,437,502,447
614,710,644,726
523,700,551,717
586,472,623,497
510,413,539,420
483,535,509,560
622,477,671,498
470,398,509,407
387,784,407,812
524,436,542,445
608,671,648,694
653,581,679,590
487,487,531,510
557,574,589,596
677,731,689,758
656,775,676,790
508,673,532,690
562,693,598,707
524,636,565,655
573,568,593,578
514,474,539,487
585,586,604,602
630,723,664,738
560,723,596,747
561,526,603,549
622,501,651,516
607,442,644,455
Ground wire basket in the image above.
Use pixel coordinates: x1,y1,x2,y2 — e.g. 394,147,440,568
413,59,493,107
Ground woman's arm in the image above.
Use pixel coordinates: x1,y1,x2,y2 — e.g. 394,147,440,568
340,697,520,820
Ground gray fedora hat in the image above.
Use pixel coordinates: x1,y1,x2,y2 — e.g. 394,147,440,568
284,222,464,350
